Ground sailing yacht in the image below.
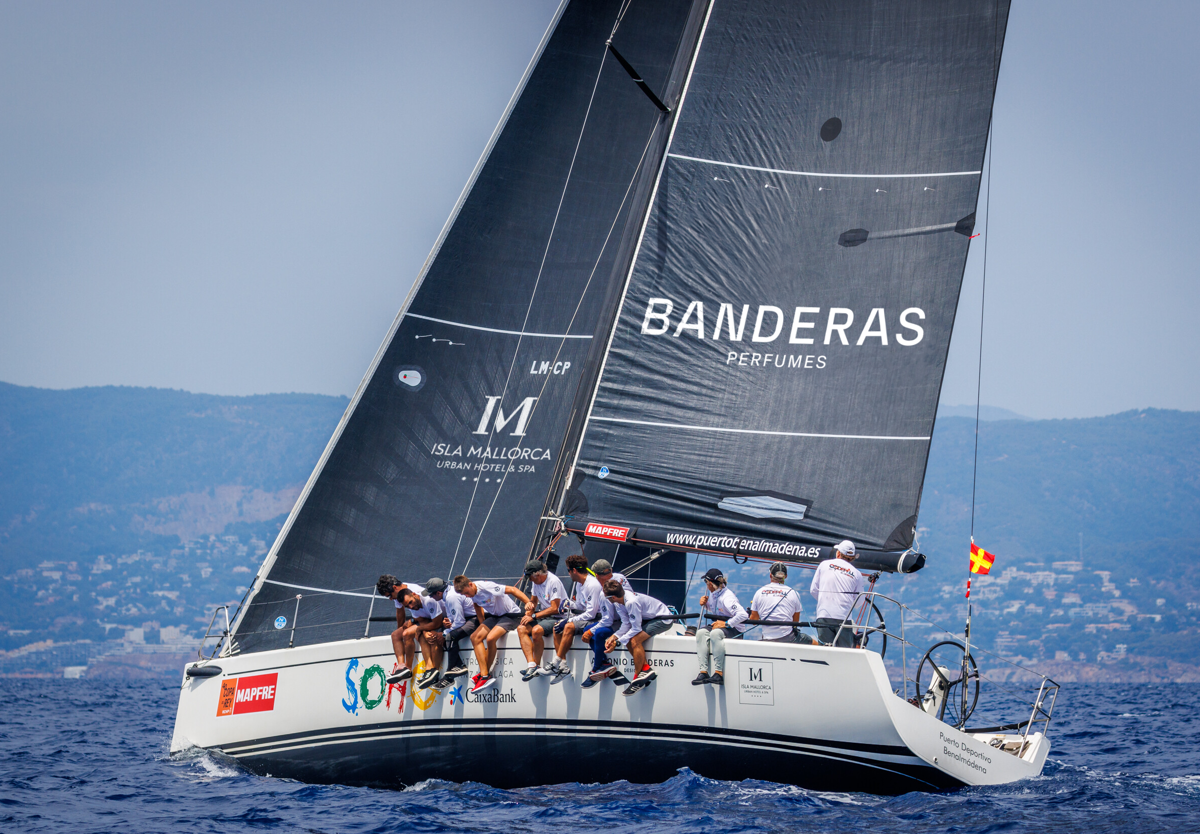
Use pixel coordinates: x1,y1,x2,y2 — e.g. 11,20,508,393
172,0,1058,793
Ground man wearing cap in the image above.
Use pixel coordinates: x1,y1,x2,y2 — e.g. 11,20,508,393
516,558,568,681
395,587,447,690
811,540,868,647
416,577,472,690
749,562,811,644
693,568,749,686
578,558,635,686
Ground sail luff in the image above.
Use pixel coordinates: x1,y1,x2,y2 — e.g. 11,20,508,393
531,0,716,559
227,0,573,647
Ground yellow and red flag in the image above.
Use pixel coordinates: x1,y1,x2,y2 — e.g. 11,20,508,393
969,542,996,575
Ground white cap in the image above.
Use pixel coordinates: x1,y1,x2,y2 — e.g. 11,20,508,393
835,540,856,558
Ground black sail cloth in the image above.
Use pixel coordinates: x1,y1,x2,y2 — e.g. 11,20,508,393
568,0,1009,565
232,0,700,653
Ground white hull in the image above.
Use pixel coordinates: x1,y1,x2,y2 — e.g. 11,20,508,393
171,630,1048,793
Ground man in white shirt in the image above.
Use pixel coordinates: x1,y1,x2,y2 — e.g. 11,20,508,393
749,562,811,644
694,568,749,686
603,580,674,695
579,559,634,686
395,587,446,690
548,554,602,683
420,577,474,689
453,574,531,694
517,558,568,681
377,574,415,684
810,540,868,647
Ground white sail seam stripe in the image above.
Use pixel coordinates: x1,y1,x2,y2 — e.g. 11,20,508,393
591,416,929,441
262,579,375,599
667,153,982,179
404,313,592,339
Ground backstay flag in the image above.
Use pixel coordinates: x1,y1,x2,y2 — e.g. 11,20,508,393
969,542,996,575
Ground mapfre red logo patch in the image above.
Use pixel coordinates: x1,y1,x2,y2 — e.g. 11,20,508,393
216,672,278,717
585,523,629,542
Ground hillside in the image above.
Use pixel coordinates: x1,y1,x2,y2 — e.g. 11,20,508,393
0,382,347,654
2,382,1198,678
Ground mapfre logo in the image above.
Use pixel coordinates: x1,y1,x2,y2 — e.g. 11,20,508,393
216,672,278,717
585,523,629,542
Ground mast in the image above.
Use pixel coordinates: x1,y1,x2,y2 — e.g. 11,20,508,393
533,0,714,565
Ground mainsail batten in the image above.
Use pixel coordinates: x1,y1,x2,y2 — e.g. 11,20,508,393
560,0,1010,559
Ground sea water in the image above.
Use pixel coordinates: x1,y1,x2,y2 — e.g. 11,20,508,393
2,678,1198,833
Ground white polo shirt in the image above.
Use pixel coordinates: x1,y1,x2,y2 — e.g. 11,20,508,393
750,583,803,640
810,558,867,621
470,580,520,616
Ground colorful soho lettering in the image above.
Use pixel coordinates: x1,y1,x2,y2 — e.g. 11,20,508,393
341,658,402,715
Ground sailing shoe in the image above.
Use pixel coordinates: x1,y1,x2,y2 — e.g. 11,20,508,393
535,663,555,677
520,664,540,682
622,680,650,697
471,675,498,695
708,673,724,686
387,665,412,684
417,669,442,691
433,676,455,691
633,669,658,684
579,675,599,689
588,663,617,681
444,664,469,678
691,672,710,686
550,663,572,685
609,671,631,686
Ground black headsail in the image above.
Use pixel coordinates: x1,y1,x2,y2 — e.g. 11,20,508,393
557,0,1010,575
230,0,703,653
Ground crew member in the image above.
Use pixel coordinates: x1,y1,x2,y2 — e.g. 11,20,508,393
421,577,473,689
516,558,568,681
604,580,674,696
579,559,633,686
549,554,603,683
749,562,811,644
397,587,446,690
377,574,414,684
694,568,748,686
810,540,868,647
453,574,530,694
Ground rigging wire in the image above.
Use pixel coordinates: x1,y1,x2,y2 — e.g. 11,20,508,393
969,134,992,542
453,1,645,576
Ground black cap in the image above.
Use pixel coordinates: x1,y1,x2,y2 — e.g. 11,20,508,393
423,577,446,595
702,568,724,585
523,560,546,577
769,561,787,578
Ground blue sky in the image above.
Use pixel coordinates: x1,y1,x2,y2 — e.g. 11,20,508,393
1,1,1197,419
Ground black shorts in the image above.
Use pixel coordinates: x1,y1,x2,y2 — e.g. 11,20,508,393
482,613,520,632
525,616,560,633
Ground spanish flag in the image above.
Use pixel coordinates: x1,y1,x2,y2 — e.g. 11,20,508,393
970,542,996,575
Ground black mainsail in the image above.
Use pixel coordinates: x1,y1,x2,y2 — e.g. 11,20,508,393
556,0,1009,573
231,0,703,653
